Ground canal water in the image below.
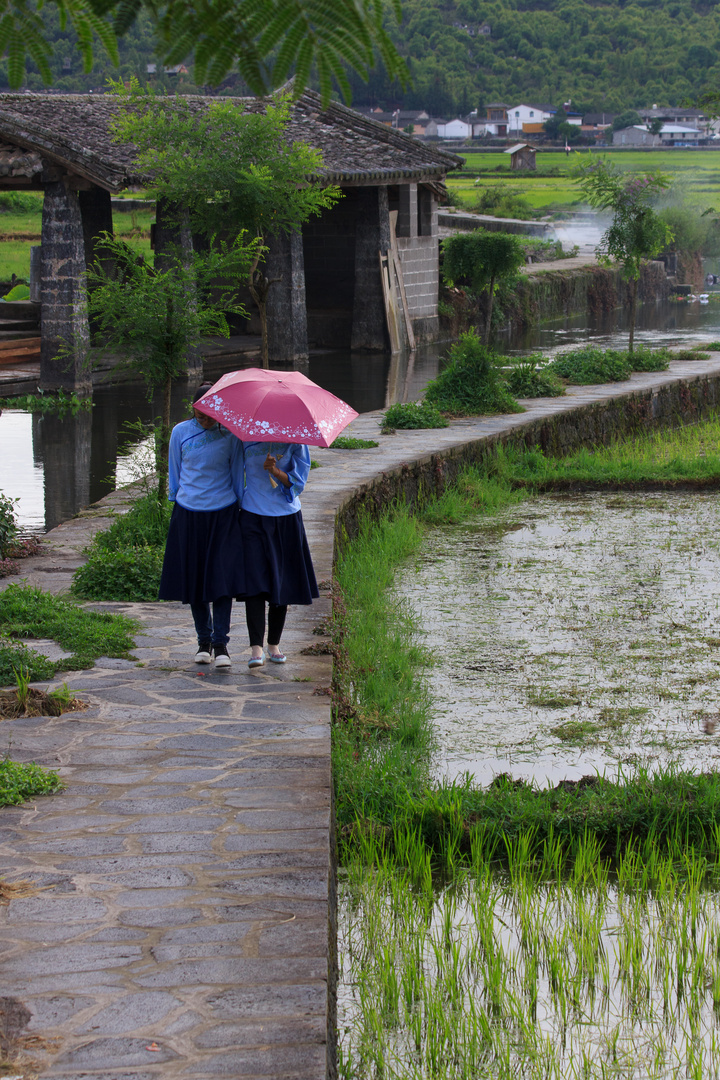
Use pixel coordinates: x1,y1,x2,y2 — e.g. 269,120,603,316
3,291,720,537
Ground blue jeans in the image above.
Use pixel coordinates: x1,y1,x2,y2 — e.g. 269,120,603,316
190,595,232,646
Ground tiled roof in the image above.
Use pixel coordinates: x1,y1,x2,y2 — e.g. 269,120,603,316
0,90,463,192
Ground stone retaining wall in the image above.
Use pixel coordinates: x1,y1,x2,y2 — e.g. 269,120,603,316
335,366,720,543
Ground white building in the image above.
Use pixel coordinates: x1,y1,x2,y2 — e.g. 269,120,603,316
435,118,472,139
507,104,554,132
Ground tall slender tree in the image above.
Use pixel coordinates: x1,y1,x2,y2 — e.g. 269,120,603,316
575,158,672,353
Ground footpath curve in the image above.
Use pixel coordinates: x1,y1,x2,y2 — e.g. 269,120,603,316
2,348,720,1079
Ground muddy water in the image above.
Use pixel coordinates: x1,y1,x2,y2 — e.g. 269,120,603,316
398,491,720,787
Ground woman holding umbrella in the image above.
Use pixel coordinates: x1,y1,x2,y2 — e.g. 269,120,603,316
158,382,245,667
240,442,318,667
194,368,358,667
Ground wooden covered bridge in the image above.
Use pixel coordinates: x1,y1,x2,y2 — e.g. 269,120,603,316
0,91,461,390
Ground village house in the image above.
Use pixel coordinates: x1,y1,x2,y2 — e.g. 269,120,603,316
507,104,555,134
613,123,703,147
484,103,511,136
0,91,461,389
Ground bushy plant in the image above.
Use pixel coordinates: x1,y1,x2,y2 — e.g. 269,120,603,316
549,347,633,384
330,436,379,449
443,232,527,344
424,332,523,417
504,354,566,398
472,186,535,220
382,401,449,431
0,492,18,558
71,492,171,602
550,345,671,384
93,494,172,552
0,759,62,808
72,546,165,602
628,345,671,371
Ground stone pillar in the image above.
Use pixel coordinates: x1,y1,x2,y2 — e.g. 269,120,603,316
397,183,418,238
351,187,391,351
40,180,91,392
265,229,309,367
154,198,203,381
79,185,113,272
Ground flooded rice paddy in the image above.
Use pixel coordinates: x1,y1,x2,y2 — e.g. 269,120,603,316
338,490,720,1079
397,491,720,788
339,837,720,1079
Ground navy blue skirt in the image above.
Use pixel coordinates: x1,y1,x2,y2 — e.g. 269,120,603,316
239,509,318,606
158,502,245,604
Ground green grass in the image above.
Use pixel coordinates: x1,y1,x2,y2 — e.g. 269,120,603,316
0,583,138,685
0,759,62,807
382,400,449,431
0,204,154,280
330,436,379,449
448,149,720,216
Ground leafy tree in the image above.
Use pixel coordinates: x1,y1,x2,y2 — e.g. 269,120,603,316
575,158,672,352
0,0,407,101
442,231,526,345
111,81,342,367
647,117,663,136
86,234,259,500
612,110,643,131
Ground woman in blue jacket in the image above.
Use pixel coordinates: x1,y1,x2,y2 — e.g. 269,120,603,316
240,441,318,667
159,384,245,668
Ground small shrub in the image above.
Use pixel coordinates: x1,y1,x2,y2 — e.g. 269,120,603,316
72,546,165,602
628,346,671,371
0,639,56,686
504,354,565,398
671,349,710,362
382,401,449,431
424,332,523,417
549,347,632,384
0,759,62,807
0,492,18,558
330,436,379,449
93,494,172,552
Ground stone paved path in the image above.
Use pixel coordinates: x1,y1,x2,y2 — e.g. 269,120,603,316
3,345,720,1078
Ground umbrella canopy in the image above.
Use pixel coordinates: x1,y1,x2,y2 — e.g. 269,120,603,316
195,368,358,448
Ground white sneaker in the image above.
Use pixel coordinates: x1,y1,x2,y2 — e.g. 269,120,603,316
195,643,212,664
213,644,231,668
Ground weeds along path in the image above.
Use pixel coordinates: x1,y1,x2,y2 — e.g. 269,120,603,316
3,346,720,1077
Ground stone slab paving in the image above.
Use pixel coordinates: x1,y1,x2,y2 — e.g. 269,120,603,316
2,345,720,1079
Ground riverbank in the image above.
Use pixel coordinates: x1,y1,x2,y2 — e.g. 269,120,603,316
4,344,720,1076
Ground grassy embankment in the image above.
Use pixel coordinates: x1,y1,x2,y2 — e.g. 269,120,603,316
0,193,153,281
334,413,720,861
447,148,720,217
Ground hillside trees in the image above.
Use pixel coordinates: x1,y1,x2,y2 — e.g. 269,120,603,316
0,0,407,101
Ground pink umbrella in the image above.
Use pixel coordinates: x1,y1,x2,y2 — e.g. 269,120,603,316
195,368,358,447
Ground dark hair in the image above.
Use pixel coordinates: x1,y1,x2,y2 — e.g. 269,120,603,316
193,382,213,403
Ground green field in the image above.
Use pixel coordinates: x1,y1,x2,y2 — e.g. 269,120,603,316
0,198,154,282
449,149,720,216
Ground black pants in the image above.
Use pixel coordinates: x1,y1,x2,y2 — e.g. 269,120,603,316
245,595,288,648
